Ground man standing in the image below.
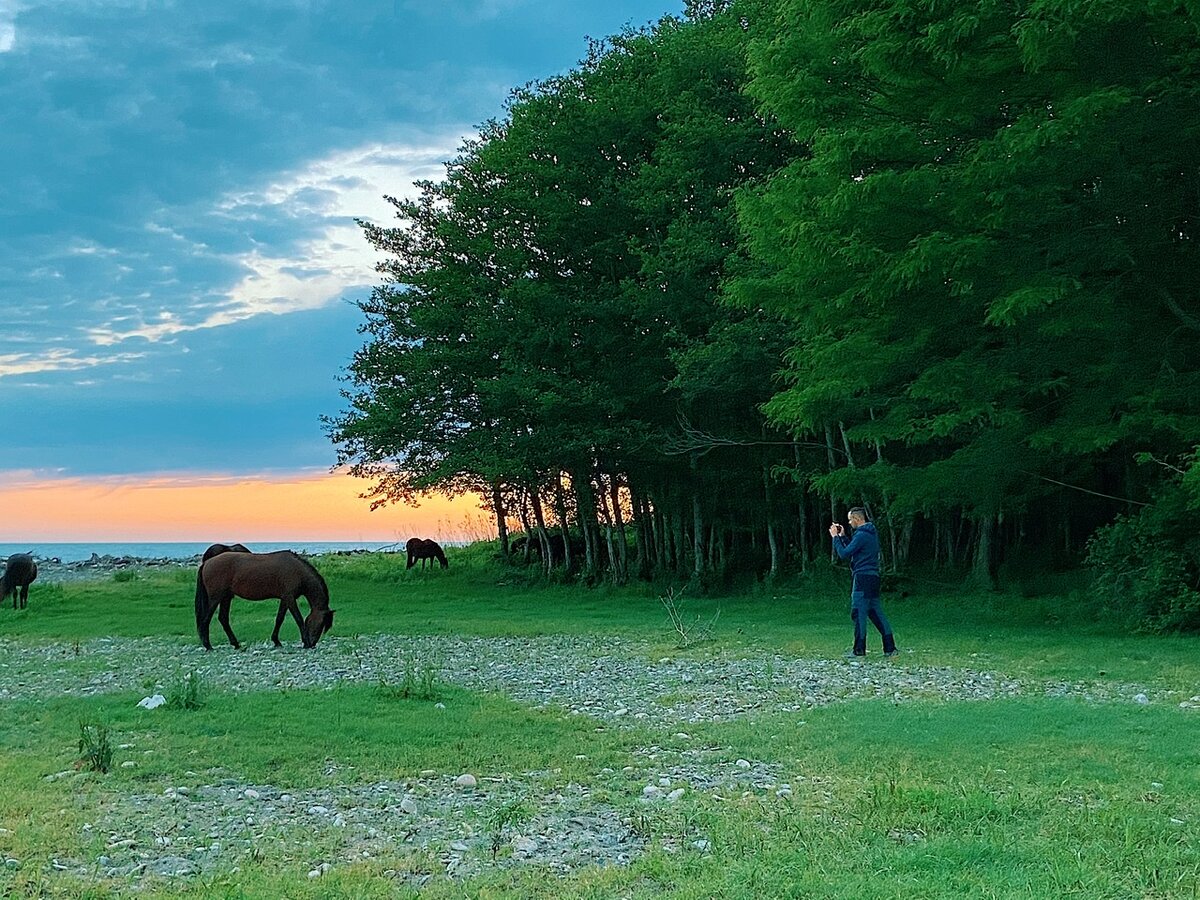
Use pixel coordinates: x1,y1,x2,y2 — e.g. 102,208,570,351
829,508,898,658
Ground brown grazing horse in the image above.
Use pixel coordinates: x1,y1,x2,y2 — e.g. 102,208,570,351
195,550,334,650
1,553,37,609
406,538,448,570
201,542,251,563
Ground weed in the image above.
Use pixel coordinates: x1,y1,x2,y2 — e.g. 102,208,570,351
487,799,533,860
77,721,113,773
112,569,139,583
377,661,442,702
166,670,206,710
660,587,720,649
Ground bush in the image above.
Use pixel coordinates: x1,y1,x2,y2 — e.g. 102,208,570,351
1087,485,1200,632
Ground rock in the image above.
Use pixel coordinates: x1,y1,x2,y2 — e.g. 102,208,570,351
454,774,477,789
145,856,198,877
1135,693,1150,705
513,836,537,854
243,789,259,800
667,788,686,802
691,839,711,851
400,797,419,814
735,759,752,770
307,805,329,815
4,858,19,870
642,785,664,800
449,841,469,852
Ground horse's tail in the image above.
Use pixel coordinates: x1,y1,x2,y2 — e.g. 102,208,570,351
194,565,209,640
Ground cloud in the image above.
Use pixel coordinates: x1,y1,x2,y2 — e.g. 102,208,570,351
87,139,461,345
0,347,145,378
0,0,18,52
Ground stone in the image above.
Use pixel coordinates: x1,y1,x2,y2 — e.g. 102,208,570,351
145,856,198,877
454,774,477,789
1134,693,1150,705
400,797,419,814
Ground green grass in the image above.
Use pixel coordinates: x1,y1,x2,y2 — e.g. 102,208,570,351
1,550,1198,897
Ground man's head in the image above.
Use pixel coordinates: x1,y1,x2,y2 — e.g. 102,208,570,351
847,507,868,528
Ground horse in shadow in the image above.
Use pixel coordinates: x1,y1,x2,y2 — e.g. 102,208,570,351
1,553,37,609
406,538,448,570
195,550,334,650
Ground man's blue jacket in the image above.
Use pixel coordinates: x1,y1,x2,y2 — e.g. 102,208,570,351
834,522,881,577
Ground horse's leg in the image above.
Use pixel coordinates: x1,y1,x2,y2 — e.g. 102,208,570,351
286,597,306,643
271,601,288,647
19,585,28,609
216,592,241,649
198,589,222,651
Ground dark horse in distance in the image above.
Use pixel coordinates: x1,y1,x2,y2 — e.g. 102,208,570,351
195,550,334,650
1,553,37,609
406,538,448,570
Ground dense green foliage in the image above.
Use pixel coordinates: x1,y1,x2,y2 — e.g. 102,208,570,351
328,1,1200,626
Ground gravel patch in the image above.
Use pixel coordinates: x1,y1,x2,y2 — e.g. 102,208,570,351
47,769,646,886
0,632,1168,717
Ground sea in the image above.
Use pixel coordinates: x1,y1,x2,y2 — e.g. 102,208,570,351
0,541,412,564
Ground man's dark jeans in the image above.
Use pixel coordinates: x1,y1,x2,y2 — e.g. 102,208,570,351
850,574,896,655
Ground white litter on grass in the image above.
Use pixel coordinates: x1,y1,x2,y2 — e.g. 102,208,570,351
136,694,166,710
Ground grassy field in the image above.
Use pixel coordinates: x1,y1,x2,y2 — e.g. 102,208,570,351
0,548,1197,898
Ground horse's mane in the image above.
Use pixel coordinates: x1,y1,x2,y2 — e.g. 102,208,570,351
288,551,329,600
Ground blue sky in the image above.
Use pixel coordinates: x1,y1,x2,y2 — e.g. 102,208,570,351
0,0,679,481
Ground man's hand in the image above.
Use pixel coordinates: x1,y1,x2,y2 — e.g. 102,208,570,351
829,523,843,537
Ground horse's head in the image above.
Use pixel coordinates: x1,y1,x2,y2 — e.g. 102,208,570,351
301,608,335,648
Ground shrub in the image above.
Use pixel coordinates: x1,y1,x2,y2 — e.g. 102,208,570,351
1088,483,1200,632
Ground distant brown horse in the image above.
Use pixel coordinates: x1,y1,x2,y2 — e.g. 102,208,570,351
195,550,334,650
406,538,448,570
1,553,37,609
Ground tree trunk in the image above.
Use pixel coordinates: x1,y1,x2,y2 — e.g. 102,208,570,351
824,424,839,562
553,473,573,574
572,470,599,577
596,476,617,579
516,488,534,564
491,480,510,557
763,465,779,579
971,515,999,590
609,474,628,584
793,443,809,572
690,455,705,578
529,486,553,573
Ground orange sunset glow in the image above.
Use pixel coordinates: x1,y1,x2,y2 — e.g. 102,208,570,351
0,470,487,543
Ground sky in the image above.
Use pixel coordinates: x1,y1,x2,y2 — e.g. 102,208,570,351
0,0,679,541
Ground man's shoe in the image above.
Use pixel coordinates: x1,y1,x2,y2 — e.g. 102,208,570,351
844,650,865,660
884,649,899,658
